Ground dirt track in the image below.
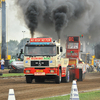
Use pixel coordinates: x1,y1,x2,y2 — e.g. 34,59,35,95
0,72,100,100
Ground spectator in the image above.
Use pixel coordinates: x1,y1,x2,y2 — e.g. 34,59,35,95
1,58,5,70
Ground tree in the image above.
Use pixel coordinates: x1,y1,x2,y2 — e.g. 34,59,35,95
6,38,30,57
17,38,30,52
7,40,19,56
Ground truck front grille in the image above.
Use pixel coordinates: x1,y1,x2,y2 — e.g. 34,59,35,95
31,61,49,67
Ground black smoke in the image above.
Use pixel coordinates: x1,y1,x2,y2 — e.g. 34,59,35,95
53,6,67,39
26,3,38,37
16,0,88,39
16,0,100,51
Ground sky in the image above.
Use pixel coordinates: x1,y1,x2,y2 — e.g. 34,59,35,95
0,0,40,43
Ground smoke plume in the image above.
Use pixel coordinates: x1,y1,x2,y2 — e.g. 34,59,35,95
16,0,88,39
53,6,68,40
16,0,45,37
26,4,38,37
16,0,100,53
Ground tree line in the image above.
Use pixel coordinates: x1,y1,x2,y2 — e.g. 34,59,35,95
7,38,30,57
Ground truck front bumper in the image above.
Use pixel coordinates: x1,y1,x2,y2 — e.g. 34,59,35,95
24,67,58,76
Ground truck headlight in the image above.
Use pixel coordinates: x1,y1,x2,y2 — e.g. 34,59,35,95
26,70,30,73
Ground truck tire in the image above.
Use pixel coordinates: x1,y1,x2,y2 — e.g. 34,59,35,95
77,69,83,81
26,75,32,83
70,73,75,82
62,67,70,83
55,69,61,84
35,77,45,83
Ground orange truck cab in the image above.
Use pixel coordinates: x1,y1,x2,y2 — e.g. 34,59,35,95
66,36,86,81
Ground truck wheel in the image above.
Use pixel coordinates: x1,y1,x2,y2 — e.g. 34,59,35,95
77,69,83,81
55,69,61,84
26,76,32,83
62,67,70,83
70,73,75,82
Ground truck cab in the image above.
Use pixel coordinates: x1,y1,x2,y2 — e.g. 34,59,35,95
8,49,24,73
24,38,69,83
66,36,86,81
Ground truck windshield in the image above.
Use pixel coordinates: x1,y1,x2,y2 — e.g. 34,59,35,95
68,43,78,49
24,45,56,56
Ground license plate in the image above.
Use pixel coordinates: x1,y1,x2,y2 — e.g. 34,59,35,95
36,70,43,72
34,72,45,76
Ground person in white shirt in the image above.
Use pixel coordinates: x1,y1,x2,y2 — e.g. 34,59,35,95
1,58,5,70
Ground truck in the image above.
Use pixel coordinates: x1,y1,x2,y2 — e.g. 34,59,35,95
66,36,86,81
8,49,24,73
23,36,85,83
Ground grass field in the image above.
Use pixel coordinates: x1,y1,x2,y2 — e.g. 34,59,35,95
39,90,100,100
0,73,24,77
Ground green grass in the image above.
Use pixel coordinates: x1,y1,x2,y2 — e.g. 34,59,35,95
39,90,100,100
0,73,24,77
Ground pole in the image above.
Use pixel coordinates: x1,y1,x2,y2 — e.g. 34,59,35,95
2,0,6,60
6,5,8,58
0,8,1,59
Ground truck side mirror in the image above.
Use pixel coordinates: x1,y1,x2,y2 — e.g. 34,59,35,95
60,47,63,52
